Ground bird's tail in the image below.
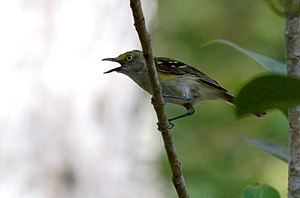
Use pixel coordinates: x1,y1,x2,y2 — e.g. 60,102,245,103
219,91,266,118
220,91,235,104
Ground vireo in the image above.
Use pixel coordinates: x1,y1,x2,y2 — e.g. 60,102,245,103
103,50,265,123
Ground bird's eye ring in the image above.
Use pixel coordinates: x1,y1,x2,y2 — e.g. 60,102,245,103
126,55,133,61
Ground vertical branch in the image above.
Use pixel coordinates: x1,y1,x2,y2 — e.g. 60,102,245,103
285,1,300,197
129,0,190,197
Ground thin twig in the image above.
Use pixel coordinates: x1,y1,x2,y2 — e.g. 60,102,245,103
129,0,190,197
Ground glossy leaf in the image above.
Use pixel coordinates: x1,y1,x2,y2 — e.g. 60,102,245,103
245,139,288,162
202,39,286,75
241,183,280,198
236,75,300,117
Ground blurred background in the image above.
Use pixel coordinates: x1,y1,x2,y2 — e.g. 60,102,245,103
0,0,287,198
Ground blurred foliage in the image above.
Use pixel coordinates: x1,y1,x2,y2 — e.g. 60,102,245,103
264,0,285,17
153,0,287,197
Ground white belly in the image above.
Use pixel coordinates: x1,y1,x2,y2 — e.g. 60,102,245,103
160,75,223,105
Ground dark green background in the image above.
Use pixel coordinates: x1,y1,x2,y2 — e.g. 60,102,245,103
152,0,287,197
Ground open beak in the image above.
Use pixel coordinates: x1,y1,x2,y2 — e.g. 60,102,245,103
102,58,122,74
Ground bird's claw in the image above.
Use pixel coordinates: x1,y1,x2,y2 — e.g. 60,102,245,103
157,120,174,132
151,97,167,105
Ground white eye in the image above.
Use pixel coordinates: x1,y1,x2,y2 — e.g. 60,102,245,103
126,55,133,61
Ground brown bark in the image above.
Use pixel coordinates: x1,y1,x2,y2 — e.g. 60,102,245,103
285,1,300,197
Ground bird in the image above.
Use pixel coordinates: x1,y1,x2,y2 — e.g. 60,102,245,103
102,50,265,124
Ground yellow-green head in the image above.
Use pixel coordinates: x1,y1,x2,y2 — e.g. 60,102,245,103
102,50,152,93
102,50,146,75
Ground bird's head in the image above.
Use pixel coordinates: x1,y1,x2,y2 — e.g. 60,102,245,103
102,50,146,76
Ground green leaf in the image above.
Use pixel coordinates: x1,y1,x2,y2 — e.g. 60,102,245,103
245,139,288,162
263,0,284,17
202,39,286,75
236,75,300,117
278,107,288,118
241,183,280,198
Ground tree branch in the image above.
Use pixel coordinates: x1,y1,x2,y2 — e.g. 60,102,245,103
285,2,300,197
129,0,189,197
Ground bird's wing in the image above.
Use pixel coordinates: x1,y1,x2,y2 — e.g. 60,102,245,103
155,57,228,92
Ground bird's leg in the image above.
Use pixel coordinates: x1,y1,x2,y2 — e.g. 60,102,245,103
162,94,192,102
152,94,191,106
153,94,193,130
151,96,171,131
168,103,195,122
151,97,167,105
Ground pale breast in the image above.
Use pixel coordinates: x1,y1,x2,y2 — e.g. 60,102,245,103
160,75,225,105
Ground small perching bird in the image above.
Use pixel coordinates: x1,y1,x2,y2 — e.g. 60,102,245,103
103,50,265,125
